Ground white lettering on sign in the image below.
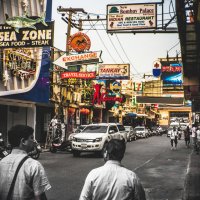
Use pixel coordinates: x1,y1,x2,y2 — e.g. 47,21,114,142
0,31,17,41
22,30,52,40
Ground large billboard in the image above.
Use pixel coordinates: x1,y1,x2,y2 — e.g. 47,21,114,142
161,62,183,91
107,3,157,31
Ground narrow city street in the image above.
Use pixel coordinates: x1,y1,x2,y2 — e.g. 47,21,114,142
40,135,192,200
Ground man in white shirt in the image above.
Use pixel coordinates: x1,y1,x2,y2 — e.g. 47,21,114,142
79,139,146,200
0,125,51,200
170,127,178,150
196,127,200,154
191,125,197,151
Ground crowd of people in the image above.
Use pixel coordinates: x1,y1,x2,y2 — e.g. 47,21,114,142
169,124,200,154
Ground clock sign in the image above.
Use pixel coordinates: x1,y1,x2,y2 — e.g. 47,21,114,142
68,32,91,52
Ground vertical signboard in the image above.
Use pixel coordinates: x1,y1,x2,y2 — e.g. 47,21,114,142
161,61,183,91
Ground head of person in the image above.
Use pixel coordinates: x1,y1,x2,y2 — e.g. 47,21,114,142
104,139,126,162
8,125,34,153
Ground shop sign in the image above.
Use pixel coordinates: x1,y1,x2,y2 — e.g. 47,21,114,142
0,48,46,97
161,62,183,91
98,64,130,79
53,51,102,69
60,72,96,79
134,82,143,91
0,22,54,48
68,32,91,52
107,3,157,31
152,60,161,77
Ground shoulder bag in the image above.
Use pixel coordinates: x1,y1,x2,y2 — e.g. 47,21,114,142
6,156,29,200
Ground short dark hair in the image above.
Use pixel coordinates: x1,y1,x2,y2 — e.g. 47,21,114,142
106,139,126,161
8,125,34,147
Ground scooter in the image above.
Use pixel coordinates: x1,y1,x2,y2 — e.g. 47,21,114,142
28,140,42,159
50,136,70,153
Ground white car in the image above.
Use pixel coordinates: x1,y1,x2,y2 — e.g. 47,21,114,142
134,126,148,138
72,123,121,157
109,123,128,142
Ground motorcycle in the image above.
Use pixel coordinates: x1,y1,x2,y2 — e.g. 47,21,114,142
50,136,70,153
28,140,42,159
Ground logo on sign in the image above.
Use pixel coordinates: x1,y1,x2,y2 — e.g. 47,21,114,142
152,60,161,77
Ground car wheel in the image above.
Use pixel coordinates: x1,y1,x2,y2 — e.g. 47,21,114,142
73,150,80,157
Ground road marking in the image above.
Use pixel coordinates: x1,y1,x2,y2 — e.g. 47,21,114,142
134,158,153,171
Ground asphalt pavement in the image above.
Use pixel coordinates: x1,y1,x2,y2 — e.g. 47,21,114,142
183,148,200,200
41,136,200,200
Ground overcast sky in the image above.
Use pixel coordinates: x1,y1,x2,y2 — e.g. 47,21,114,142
51,0,180,79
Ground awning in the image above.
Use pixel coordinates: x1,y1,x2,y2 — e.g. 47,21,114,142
136,96,184,105
125,112,137,117
137,114,148,117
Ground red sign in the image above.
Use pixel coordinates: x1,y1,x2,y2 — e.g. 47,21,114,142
60,72,95,79
68,32,91,52
162,66,181,72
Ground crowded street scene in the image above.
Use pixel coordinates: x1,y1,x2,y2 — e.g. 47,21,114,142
0,0,200,200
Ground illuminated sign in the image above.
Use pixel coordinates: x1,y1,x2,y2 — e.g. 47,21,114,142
60,72,96,79
107,3,157,31
98,64,130,79
53,51,102,69
0,48,43,96
68,32,91,52
0,22,54,48
161,62,183,91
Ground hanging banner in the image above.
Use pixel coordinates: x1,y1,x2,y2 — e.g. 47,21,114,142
107,3,157,31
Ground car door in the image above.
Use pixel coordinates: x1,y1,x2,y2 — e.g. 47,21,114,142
108,125,120,139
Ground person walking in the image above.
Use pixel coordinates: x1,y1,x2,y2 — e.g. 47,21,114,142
196,127,200,154
170,127,178,150
79,139,146,200
184,126,190,148
0,125,51,200
191,124,197,152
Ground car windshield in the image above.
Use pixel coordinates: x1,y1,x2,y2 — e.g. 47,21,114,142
135,127,144,131
81,125,107,133
117,125,125,131
125,127,131,131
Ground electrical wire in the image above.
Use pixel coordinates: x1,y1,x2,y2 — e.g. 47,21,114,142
88,20,117,63
100,21,125,63
115,34,140,75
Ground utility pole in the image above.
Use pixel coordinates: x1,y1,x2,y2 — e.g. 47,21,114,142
56,7,87,136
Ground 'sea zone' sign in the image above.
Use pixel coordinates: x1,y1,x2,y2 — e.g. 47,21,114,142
0,22,54,48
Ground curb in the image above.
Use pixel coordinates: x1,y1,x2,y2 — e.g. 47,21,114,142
183,150,200,200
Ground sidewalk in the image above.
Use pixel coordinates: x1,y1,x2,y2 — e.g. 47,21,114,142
183,150,200,200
